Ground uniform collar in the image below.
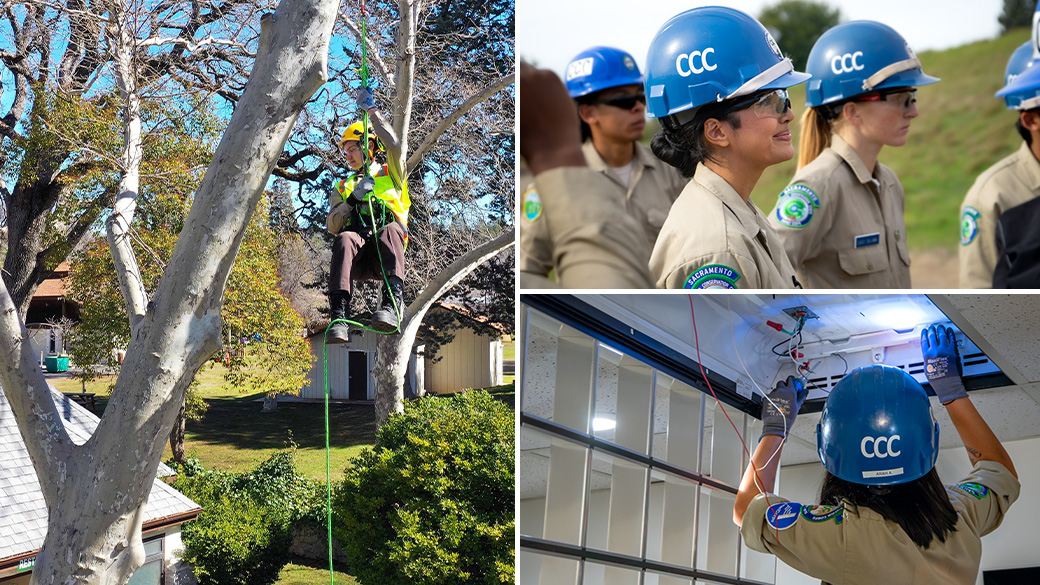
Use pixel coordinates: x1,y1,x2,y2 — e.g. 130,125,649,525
1015,141,1040,191
694,163,764,235
582,139,651,172
830,134,876,185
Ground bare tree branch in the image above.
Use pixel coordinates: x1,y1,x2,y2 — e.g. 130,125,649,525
407,72,512,168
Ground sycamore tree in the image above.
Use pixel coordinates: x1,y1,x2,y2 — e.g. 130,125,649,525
0,0,338,583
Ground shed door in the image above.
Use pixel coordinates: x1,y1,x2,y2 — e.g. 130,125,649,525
348,351,369,400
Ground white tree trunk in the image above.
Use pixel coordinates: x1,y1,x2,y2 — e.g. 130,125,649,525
106,16,148,333
373,229,513,428
0,0,338,583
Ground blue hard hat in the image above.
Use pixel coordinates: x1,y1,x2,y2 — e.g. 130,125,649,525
804,21,940,108
564,46,644,99
817,365,939,486
996,42,1040,110
643,6,810,121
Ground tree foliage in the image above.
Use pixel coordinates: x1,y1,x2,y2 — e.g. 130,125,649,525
758,0,842,70
333,391,514,584
1000,0,1035,33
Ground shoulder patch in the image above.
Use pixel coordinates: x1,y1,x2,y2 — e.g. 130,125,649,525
766,502,801,531
683,264,741,289
776,184,819,228
523,188,542,223
960,207,980,246
801,504,844,524
954,482,989,499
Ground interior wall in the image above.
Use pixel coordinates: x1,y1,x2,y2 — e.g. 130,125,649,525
519,436,1040,585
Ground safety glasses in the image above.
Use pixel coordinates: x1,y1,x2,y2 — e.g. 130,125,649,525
593,93,647,110
857,88,917,109
721,89,792,119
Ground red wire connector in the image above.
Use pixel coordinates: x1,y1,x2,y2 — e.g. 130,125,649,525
766,320,784,332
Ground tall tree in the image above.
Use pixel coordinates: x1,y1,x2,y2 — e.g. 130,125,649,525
1000,0,1035,33
758,0,842,70
0,0,264,321
274,0,515,426
0,0,337,583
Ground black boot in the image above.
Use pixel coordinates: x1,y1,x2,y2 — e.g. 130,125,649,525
371,277,403,332
327,291,352,344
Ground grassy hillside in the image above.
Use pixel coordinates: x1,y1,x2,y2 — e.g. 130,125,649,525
743,30,1030,251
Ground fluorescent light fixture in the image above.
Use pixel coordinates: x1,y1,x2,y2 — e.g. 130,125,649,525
870,304,927,332
592,415,616,432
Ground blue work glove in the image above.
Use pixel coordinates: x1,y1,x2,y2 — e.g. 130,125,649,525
921,324,968,404
350,176,375,203
760,375,807,438
358,86,376,111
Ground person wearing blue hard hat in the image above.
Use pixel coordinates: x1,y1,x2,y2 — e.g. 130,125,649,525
517,60,656,288
733,324,1019,585
644,6,810,289
518,46,687,284
960,40,1040,288
768,21,939,289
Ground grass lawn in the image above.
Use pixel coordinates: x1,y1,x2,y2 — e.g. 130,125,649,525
48,362,377,480
169,397,377,479
276,560,358,585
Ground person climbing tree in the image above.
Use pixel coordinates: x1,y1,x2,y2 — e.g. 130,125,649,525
326,86,410,343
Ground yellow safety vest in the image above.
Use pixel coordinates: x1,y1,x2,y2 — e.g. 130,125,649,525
335,161,411,229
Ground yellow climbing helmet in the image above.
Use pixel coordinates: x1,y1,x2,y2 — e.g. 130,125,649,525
340,121,384,152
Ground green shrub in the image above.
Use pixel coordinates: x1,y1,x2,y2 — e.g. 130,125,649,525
180,496,291,585
332,390,515,585
172,451,325,585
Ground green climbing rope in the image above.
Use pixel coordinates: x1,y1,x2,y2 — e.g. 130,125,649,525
323,2,406,583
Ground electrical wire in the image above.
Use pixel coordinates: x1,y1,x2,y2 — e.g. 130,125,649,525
726,296,786,473
688,296,779,542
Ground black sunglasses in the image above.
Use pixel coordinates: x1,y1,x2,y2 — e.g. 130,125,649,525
857,88,917,109
593,93,647,110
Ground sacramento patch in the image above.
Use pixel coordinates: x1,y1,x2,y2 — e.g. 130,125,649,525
960,207,980,246
523,188,542,222
683,264,741,289
954,482,989,500
801,504,844,525
776,184,819,228
766,502,801,531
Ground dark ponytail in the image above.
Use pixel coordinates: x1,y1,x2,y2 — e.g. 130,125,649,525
651,102,741,178
820,468,958,549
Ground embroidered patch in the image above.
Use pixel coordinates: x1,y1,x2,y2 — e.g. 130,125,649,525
776,184,819,228
801,504,844,524
954,482,989,499
854,233,880,248
523,189,542,222
766,502,801,531
960,207,980,246
683,264,741,289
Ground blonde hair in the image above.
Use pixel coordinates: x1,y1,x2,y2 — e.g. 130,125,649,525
797,106,835,171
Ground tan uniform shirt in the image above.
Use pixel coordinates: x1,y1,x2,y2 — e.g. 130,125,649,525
517,166,655,289
741,461,1020,585
650,163,798,289
959,142,1040,288
517,140,687,279
769,135,911,289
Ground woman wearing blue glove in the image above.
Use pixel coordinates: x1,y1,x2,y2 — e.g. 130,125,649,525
734,326,1018,585
326,87,411,342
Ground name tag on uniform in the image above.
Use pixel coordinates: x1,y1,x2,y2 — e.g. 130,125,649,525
854,233,880,248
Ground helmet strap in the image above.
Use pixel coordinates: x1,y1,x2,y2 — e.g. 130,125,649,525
861,57,921,91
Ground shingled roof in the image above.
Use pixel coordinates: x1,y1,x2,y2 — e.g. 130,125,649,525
0,386,201,565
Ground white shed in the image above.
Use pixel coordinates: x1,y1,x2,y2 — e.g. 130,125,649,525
301,302,506,400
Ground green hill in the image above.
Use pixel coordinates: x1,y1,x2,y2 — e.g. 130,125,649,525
744,30,1030,251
